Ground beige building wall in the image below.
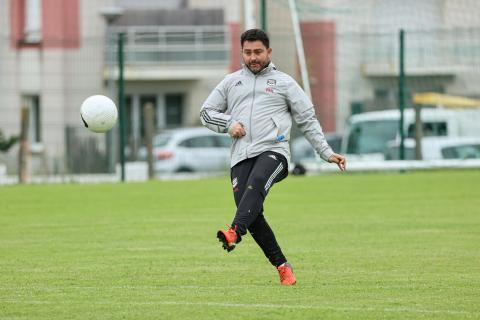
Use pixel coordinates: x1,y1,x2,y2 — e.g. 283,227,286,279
0,0,20,138
189,0,241,23
442,0,480,97
0,0,113,173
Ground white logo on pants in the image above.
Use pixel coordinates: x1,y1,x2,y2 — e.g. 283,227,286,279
232,177,238,188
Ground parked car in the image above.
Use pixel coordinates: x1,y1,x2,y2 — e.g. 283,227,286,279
290,133,342,175
384,136,480,160
139,127,231,173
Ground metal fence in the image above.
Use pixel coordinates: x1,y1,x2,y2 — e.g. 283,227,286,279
65,126,110,174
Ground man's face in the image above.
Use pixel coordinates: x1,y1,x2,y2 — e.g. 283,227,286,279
242,40,272,74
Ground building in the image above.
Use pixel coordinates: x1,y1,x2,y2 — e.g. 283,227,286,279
0,0,241,174
1,0,479,175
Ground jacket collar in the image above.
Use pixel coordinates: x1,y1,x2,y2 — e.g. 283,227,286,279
242,61,276,76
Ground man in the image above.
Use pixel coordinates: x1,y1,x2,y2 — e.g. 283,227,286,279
200,29,346,286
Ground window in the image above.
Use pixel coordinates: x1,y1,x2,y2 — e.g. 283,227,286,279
346,120,398,154
165,94,183,128
153,134,172,148
374,89,389,100
179,136,216,148
384,146,416,160
407,122,447,138
441,144,480,160
22,95,41,143
214,135,231,148
166,31,196,45
23,0,42,43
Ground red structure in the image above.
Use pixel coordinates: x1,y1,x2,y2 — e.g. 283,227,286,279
301,21,336,132
229,22,242,72
10,0,80,49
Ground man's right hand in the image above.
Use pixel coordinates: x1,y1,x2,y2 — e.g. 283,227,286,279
328,153,347,171
229,122,246,138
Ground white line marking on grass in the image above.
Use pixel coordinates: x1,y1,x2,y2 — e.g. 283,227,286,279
152,301,474,315
2,300,474,316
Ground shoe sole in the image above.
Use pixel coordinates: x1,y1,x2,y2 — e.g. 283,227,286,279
217,231,235,252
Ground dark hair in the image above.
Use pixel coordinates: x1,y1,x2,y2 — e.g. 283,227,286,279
241,29,270,48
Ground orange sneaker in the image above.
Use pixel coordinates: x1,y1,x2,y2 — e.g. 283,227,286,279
217,225,238,252
277,262,296,285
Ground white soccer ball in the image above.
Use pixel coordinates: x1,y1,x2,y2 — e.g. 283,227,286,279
80,95,118,133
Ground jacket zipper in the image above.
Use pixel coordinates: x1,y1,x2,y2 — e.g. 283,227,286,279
248,75,257,148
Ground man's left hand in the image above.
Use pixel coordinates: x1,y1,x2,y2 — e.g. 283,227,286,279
328,153,347,171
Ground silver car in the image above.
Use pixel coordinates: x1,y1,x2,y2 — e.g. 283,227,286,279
141,127,231,173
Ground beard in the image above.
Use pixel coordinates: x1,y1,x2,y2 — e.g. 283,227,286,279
246,59,270,74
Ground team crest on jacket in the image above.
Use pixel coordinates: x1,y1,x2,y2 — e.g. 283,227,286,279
267,79,276,86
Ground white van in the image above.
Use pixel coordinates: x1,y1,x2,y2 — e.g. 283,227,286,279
341,108,480,160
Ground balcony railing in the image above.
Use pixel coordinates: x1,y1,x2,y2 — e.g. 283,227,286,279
106,25,230,66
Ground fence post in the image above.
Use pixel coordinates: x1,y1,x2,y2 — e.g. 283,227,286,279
143,103,155,180
414,103,423,160
118,32,126,182
398,29,406,160
19,107,30,184
261,0,267,31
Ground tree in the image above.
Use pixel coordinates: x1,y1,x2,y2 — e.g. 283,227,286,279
0,129,18,152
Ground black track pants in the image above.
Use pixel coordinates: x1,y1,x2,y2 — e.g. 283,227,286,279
230,151,288,267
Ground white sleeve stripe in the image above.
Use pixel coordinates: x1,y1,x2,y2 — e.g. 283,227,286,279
201,109,227,126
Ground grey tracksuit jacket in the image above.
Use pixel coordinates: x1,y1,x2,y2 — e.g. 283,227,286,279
200,62,334,168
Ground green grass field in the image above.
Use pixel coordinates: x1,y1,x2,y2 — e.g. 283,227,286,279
1,170,479,319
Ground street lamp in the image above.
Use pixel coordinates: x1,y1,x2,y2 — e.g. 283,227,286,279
99,6,124,24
